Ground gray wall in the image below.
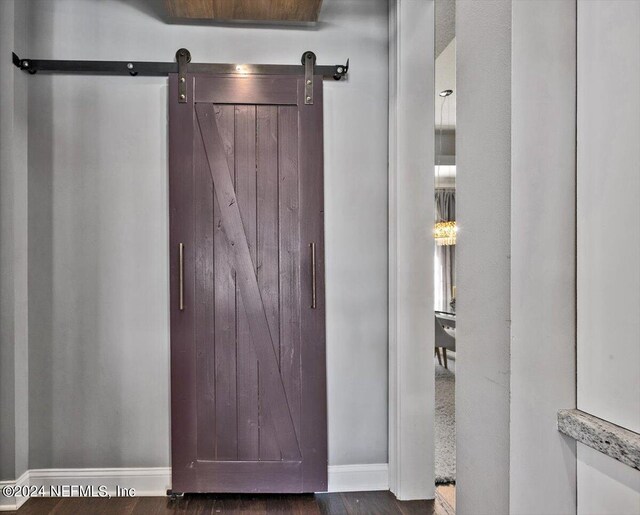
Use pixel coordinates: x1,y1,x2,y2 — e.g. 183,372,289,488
576,0,640,435
0,0,17,481
576,1,640,512
435,129,455,163
510,1,577,513
456,1,511,513
0,0,29,482
25,0,389,469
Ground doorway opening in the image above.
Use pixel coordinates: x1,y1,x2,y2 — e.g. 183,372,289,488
434,1,456,511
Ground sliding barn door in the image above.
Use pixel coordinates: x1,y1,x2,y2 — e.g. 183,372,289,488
169,74,326,493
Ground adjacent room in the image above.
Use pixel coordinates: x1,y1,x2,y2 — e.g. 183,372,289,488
433,3,456,501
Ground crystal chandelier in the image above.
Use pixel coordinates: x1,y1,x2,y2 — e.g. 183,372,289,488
434,89,456,246
434,221,457,246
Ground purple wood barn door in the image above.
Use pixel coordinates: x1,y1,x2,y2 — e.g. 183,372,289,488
169,74,326,494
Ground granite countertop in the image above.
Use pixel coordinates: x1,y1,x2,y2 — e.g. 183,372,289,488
557,409,640,471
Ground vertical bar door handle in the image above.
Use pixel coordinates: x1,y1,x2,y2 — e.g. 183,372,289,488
179,243,185,311
310,242,317,309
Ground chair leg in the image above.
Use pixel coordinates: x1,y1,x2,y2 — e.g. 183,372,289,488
435,347,442,366
443,349,448,369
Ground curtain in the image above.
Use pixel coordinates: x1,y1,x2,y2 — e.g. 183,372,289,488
434,188,456,312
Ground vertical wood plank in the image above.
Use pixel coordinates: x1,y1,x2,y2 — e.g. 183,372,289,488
213,104,238,460
194,115,216,461
298,77,328,490
278,106,302,441
257,105,282,461
235,105,260,461
169,73,197,484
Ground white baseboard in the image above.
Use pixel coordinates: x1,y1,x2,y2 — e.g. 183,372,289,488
28,467,172,497
327,463,389,492
0,463,388,510
0,470,29,512
0,468,169,511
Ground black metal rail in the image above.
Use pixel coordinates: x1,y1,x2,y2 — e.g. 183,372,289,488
11,50,349,80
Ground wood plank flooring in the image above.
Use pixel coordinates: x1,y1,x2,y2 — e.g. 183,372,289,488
435,485,456,515
16,488,455,514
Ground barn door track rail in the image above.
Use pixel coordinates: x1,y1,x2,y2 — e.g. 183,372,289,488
12,48,349,104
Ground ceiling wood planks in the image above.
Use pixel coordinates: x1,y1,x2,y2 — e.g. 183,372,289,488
165,0,323,23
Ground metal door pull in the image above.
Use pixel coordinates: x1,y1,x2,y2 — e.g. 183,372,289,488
179,243,185,311
310,242,317,309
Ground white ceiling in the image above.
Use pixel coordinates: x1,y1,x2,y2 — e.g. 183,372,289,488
435,37,456,129
435,2,456,184
435,0,456,57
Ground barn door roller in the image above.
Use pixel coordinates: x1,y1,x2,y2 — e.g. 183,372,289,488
176,48,190,103
12,48,349,104
303,51,316,105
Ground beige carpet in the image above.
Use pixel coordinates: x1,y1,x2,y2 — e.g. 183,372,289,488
435,363,455,484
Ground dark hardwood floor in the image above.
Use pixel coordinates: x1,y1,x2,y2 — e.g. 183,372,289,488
16,489,454,514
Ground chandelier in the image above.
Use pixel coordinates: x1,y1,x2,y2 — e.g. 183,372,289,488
434,89,456,246
434,221,457,246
